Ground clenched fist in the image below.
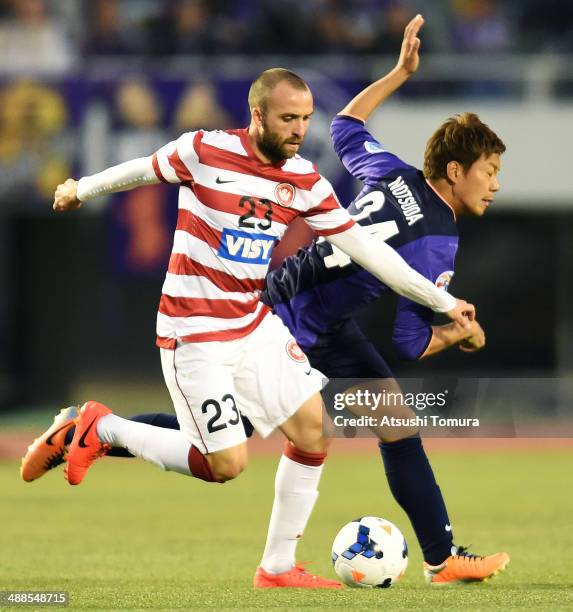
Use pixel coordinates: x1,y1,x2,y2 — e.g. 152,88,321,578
459,319,486,352
53,178,81,212
446,298,475,330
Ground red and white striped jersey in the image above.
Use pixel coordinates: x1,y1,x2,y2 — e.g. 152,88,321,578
151,127,355,348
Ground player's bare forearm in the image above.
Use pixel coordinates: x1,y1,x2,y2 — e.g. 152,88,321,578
338,14,424,122
338,67,411,123
420,320,485,359
420,323,468,358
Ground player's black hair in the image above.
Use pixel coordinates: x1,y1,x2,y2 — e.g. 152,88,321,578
423,112,506,180
248,68,310,112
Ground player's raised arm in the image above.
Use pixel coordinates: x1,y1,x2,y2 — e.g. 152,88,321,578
325,223,474,328
53,156,161,212
338,13,424,122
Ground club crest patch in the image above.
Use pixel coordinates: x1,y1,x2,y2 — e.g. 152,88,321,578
275,183,296,207
435,270,454,291
286,339,307,363
364,141,385,154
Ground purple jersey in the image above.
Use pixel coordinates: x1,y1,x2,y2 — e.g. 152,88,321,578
263,115,459,361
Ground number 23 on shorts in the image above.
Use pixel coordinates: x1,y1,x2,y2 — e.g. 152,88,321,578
201,394,241,434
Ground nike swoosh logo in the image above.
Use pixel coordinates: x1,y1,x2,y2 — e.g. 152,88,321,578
46,423,73,446
78,417,98,448
216,177,237,184
445,524,452,532
304,368,312,375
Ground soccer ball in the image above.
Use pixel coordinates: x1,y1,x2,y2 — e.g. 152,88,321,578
331,516,408,588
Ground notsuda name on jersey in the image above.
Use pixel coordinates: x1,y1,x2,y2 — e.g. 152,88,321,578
218,228,276,264
387,176,424,226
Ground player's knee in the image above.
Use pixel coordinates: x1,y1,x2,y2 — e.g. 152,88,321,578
288,417,329,453
208,455,247,483
289,427,330,455
212,468,242,483
280,392,330,453
304,432,330,454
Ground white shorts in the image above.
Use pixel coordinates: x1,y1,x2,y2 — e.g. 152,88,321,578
160,313,326,454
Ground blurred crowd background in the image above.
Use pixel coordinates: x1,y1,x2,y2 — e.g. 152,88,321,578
0,0,571,66
0,0,572,417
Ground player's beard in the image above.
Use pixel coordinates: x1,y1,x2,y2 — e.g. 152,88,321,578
257,119,302,164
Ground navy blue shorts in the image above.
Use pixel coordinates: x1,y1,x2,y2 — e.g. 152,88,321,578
305,318,393,379
305,319,394,422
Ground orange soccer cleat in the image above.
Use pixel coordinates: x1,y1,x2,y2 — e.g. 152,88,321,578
65,401,112,486
424,546,510,585
20,406,78,482
254,564,343,589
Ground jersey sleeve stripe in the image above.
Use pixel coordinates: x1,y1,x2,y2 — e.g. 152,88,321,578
167,253,265,293
168,148,194,185
192,130,203,157
153,141,180,183
314,218,355,236
151,153,168,183
159,293,260,319
300,193,340,218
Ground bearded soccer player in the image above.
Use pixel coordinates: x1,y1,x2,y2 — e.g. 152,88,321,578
27,59,474,589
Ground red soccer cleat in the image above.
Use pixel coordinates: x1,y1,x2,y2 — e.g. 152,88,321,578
65,401,111,486
254,564,343,589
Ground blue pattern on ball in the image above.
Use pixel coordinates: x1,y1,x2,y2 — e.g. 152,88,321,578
340,523,383,562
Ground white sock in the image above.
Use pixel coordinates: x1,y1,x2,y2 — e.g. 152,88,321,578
260,454,323,574
97,414,191,475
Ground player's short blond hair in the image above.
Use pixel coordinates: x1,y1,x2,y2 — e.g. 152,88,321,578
248,68,309,112
423,112,506,180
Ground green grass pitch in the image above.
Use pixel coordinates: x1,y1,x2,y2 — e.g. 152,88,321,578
2,448,572,610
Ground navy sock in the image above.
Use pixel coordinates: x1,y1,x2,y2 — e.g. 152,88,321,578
108,413,181,457
131,412,181,430
379,435,453,565
64,413,181,458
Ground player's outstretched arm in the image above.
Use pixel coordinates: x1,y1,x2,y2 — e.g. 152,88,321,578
421,320,486,358
338,13,424,122
326,223,474,327
53,156,160,212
